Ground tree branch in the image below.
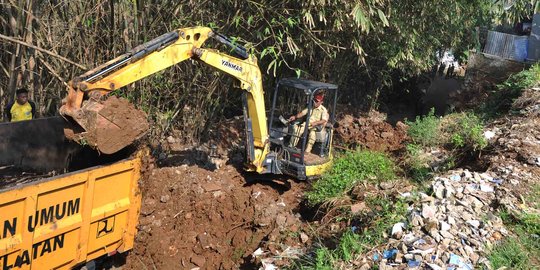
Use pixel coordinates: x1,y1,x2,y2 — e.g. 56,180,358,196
0,33,87,70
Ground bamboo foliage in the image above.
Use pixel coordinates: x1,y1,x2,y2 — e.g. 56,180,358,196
0,1,532,141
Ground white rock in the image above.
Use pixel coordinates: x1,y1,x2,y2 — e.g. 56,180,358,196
391,222,406,239
480,184,494,192
410,213,424,227
467,220,480,228
445,186,456,198
440,230,454,239
440,221,451,231
434,184,445,199
300,232,309,243
410,248,434,256
422,204,437,219
400,192,412,198
160,195,170,203
480,173,493,181
402,233,418,245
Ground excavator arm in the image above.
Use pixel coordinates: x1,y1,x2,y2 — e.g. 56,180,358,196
60,26,269,172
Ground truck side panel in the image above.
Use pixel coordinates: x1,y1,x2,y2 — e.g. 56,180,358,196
0,159,142,269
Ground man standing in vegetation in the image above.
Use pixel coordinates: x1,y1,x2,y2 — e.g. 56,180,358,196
4,88,36,122
288,93,329,153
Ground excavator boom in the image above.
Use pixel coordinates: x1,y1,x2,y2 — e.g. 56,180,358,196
60,27,269,172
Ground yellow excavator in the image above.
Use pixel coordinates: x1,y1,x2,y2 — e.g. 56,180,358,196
60,26,338,180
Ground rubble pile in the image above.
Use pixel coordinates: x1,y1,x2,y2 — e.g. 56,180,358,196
335,111,408,151
358,169,517,270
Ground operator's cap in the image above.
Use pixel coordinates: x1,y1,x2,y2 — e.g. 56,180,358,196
313,93,324,102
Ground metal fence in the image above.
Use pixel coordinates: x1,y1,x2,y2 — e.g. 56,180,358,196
483,31,528,62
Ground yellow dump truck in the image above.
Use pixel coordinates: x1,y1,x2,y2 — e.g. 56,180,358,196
0,118,142,269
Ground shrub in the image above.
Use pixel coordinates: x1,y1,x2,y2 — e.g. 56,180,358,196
306,151,396,206
405,109,441,147
441,112,487,151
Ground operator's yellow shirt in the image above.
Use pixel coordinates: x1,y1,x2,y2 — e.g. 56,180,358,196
10,102,33,122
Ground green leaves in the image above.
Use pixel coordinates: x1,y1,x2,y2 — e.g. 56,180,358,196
352,4,370,32
377,8,389,27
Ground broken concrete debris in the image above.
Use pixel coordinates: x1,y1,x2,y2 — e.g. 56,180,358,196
364,169,517,269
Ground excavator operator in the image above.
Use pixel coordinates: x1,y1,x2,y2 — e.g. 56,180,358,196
288,92,329,153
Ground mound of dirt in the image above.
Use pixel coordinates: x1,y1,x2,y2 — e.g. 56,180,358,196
335,111,408,151
124,164,309,270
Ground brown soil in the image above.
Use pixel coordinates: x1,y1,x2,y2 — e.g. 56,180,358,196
67,96,149,154
335,111,408,151
123,164,309,270
121,108,412,270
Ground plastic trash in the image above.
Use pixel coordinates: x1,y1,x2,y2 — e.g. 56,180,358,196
412,238,427,247
373,253,380,261
483,130,495,140
448,253,473,269
450,175,461,181
383,249,398,259
407,259,421,267
489,178,503,185
449,253,463,265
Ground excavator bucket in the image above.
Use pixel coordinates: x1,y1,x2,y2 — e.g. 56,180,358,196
63,96,149,154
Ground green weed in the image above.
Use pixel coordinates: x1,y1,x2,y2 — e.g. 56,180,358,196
489,238,530,269
360,196,408,246
441,112,487,151
336,230,364,261
489,210,540,269
306,150,396,206
403,112,486,180
405,109,441,147
313,247,334,270
405,144,432,183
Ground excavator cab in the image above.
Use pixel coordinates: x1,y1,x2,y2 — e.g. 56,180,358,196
267,78,338,180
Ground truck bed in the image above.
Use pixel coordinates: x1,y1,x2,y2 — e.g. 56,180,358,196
0,158,142,269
